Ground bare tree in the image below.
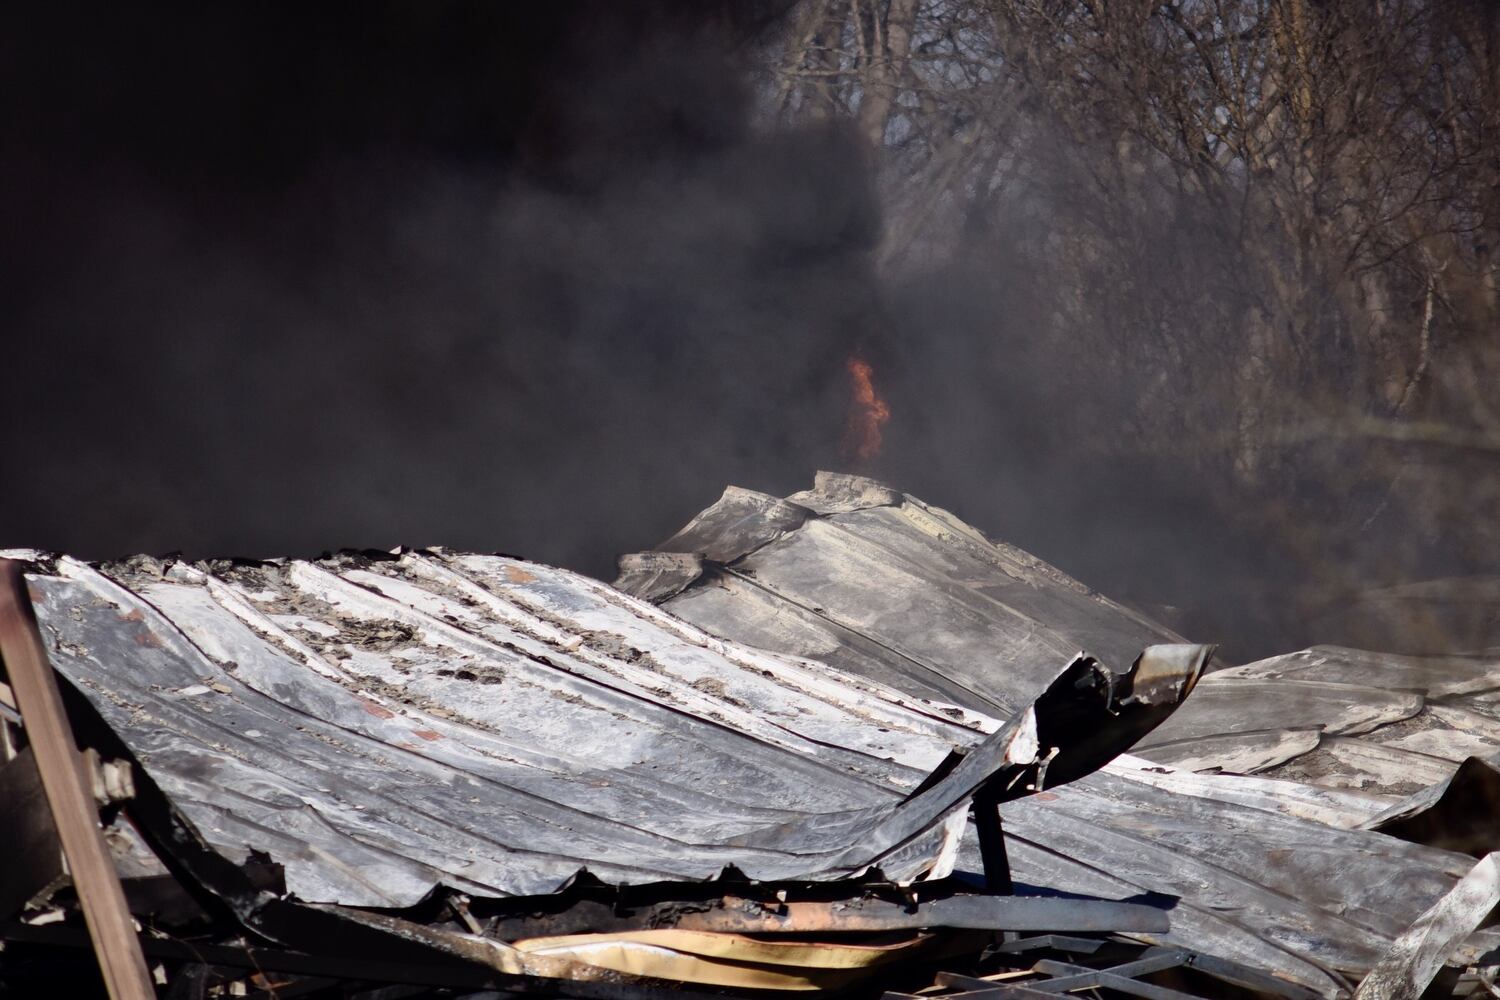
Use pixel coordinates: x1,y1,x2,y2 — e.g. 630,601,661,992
760,0,1500,653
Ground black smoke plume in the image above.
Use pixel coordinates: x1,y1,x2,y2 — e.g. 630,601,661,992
1,3,881,579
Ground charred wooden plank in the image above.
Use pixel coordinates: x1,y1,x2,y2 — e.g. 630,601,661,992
990,934,1103,954
0,559,154,1000
972,787,1013,894
1029,953,1199,1000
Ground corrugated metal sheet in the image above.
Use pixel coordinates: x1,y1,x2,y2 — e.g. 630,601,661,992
9,470,1500,998
619,473,1500,793
16,546,1189,916
617,472,1500,990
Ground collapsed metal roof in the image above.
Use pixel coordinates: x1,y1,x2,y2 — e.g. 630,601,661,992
4,471,1500,999
617,472,1500,991
618,472,1500,795
24,549,1185,902
0,537,1205,996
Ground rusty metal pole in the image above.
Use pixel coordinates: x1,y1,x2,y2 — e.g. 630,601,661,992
0,560,155,1000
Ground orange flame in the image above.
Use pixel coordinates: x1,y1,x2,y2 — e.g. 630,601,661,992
844,356,891,462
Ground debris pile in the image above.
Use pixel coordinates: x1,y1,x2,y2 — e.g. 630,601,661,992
2,472,1499,998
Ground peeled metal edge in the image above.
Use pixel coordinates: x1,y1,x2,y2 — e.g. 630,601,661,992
11,546,1218,993
1353,852,1500,1000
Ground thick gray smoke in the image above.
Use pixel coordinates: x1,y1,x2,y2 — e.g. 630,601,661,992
1,4,886,578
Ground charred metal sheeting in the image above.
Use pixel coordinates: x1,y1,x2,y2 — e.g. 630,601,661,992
896,938,1327,1000
469,891,1171,939
0,539,1207,1000
616,475,1184,717
1182,647,1500,795
1362,755,1500,857
1353,853,1500,1000
619,472,1500,993
619,473,1500,791
0,919,734,1000
2,688,1183,999
11,548,1200,904
8,471,1500,999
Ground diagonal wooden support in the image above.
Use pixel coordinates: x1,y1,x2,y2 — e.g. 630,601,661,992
0,559,155,1000
972,786,1014,894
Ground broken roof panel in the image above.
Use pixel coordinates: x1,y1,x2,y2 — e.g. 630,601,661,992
621,477,1180,716
1215,645,1500,699
17,548,1196,910
8,471,1500,998
618,472,1500,989
620,472,1500,790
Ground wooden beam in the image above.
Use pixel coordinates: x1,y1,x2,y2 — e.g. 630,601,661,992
972,787,1014,894
0,560,155,1000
